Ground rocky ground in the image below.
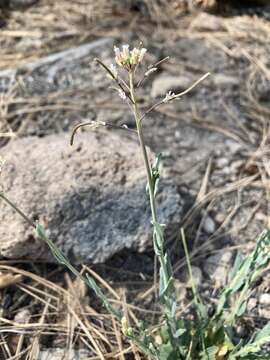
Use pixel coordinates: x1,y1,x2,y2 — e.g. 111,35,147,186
0,1,270,359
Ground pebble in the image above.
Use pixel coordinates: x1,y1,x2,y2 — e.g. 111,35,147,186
38,349,91,360
174,279,187,302
230,160,244,173
259,293,270,306
247,297,257,312
255,212,267,222
190,266,203,286
215,157,229,169
203,216,216,235
258,306,270,320
14,309,31,324
178,266,203,290
225,140,243,154
215,213,226,224
204,251,233,287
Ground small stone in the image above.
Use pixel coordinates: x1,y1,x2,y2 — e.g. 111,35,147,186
190,266,203,287
221,166,231,175
230,160,244,173
38,349,91,360
215,213,226,224
190,13,225,32
10,309,31,354
181,266,203,287
175,130,181,139
215,158,228,169
174,279,187,302
204,251,233,287
225,140,243,154
151,75,192,98
247,297,257,312
258,306,270,320
258,292,270,319
255,212,267,222
203,216,216,234
235,324,249,338
259,293,270,306
14,309,31,324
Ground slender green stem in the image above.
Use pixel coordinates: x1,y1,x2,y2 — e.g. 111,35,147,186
129,71,170,284
181,228,200,307
129,72,157,221
129,71,183,358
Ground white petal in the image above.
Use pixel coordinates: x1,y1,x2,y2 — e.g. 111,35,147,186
139,48,147,62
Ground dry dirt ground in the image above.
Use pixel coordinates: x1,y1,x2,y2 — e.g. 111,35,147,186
0,1,270,359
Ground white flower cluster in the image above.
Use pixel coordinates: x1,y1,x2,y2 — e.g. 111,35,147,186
113,45,147,70
162,91,175,103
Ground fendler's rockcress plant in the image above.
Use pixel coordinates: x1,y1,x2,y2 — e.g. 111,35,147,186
70,45,209,357
1,45,270,359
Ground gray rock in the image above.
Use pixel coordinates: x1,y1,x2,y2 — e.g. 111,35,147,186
0,132,183,263
203,251,233,286
151,75,192,98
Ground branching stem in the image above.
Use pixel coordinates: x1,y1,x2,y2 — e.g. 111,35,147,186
129,71,170,284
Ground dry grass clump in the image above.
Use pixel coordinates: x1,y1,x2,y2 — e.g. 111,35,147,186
1,0,269,72
0,263,150,359
0,0,112,70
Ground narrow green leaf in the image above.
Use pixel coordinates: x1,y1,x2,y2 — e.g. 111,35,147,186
254,322,270,342
200,345,219,360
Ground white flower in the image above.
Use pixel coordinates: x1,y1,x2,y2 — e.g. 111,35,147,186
114,46,121,58
139,48,147,62
122,44,130,58
118,89,126,100
130,48,140,65
114,46,122,66
163,91,175,103
113,44,147,70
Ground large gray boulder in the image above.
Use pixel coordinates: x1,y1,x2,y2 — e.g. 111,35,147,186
0,131,183,263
